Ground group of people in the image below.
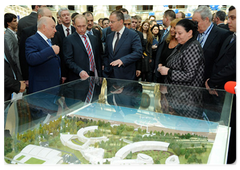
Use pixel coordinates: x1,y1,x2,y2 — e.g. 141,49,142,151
4,5,236,163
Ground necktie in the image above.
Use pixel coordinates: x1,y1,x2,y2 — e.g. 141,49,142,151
198,33,205,47
82,35,95,72
47,39,52,46
113,32,120,53
230,34,236,44
161,29,168,42
66,28,70,36
88,31,93,35
86,77,95,103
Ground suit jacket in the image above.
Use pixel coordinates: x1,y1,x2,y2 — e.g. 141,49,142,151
25,32,61,93
218,23,229,30
19,25,65,81
103,27,142,80
208,34,236,89
202,25,232,80
4,40,23,101
4,28,21,74
56,24,76,40
63,32,102,81
17,12,38,38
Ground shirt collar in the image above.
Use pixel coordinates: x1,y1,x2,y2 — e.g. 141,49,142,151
203,22,214,35
62,24,71,31
116,26,125,35
37,30,48,42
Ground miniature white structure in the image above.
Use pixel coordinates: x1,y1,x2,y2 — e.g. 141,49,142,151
12,144,63,164
60,125,180,165
165,155,180,164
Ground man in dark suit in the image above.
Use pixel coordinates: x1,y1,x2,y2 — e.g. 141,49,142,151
103,10,142,80
19,7,66,91
205,6,236,164
17,5,46,38
25,17,61,94
160,10,176,43
56,8,76,40
213,10,229,30
63,14,102,81
192,6,232,81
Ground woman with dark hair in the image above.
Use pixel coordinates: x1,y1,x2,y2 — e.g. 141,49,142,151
139,20,154,82
158,19,204,87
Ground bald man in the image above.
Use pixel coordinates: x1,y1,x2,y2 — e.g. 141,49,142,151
25,17,61,93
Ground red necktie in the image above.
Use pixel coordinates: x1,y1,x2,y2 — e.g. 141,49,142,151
66,28,70,36
82,35,95,72
86,77,95,103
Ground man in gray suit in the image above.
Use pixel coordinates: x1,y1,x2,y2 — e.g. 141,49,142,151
4,13,21,74
17,5,46,38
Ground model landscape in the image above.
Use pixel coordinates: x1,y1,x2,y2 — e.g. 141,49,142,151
5,115,214,164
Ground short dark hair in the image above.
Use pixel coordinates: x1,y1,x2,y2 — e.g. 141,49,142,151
102,18,109,24
179,11,186,19
176,19,198,39
216,11,226,21
32,3,42,9
83,11,93,17
119,8,129,14
111,10,124,22
71,12,79,19
164,9,176,21
31,5,41,10
4,13,17,28
229,6,236,11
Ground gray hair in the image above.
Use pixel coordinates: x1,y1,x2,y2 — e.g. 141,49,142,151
124,14,131,21
194,6,212,21
57,8,69,17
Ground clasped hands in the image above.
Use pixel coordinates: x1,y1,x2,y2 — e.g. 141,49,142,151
157,64,169,76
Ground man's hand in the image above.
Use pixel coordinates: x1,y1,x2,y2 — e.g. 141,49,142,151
136,70,141,77
205,79,218,96
79,70,89,80
52,45,60,55
110,59,123,67
19,81,26,93
61,77,67,84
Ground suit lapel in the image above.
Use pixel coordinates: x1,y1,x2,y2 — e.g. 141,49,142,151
73,32,88,56
203,26,217,50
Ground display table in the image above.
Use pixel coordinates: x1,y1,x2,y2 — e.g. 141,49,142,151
4,77,233,164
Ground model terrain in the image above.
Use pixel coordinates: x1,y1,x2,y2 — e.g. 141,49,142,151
5,115,215,164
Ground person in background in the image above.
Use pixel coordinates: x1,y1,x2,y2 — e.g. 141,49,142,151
4,40,26,129
158,19,204,87
149,15,156,21
56,8,76,40
71,12,79,26
135,15,142,31
98,18,103,29
4,13,21,75
160,10,176,43
192,6,232,81
56,11,62,25
17,5,46,38
149,20,157,29
176,11,185,19
151,24,161,43
155,19,181,83
102,18,110,28
213,10,229,30
139,20,154,82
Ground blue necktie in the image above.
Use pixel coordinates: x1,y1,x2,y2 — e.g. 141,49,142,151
47,39,52,46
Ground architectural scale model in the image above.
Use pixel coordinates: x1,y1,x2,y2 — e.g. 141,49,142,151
5,115,214,164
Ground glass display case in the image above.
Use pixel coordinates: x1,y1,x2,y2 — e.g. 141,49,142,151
4,77,233,165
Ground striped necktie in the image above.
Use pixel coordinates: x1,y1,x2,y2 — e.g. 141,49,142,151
82,35,95,72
